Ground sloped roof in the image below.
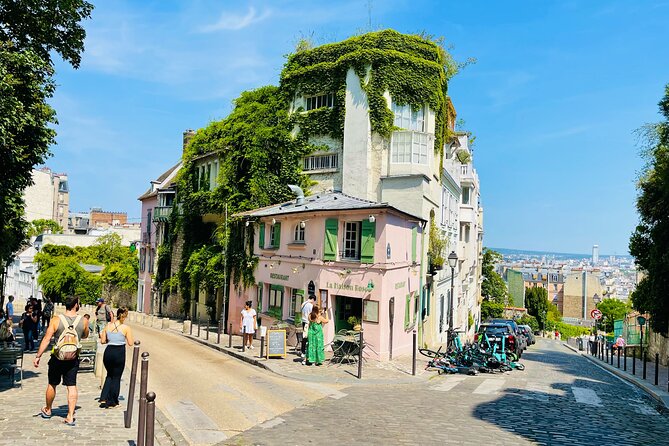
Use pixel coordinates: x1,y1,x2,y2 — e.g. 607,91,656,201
138,162,182,200
236,192,425,222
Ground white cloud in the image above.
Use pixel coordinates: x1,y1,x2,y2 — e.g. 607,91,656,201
199,6,271,33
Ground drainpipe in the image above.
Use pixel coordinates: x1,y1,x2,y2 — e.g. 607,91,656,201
418,220,428,346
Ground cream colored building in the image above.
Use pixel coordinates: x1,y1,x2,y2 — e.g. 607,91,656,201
23,167,69,230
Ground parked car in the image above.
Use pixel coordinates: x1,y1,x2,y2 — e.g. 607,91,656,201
518,325,536,345
475,323,523,359
488,318,528,353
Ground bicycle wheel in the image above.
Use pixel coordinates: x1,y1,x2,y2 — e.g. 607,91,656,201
513,363,525,371
419,348,442,358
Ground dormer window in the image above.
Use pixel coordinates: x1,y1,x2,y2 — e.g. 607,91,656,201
305,93,335,111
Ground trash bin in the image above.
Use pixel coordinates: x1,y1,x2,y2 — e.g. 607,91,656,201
577,337,584,351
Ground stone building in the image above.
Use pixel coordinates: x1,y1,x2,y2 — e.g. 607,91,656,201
23,167,69,229
90,209,127,228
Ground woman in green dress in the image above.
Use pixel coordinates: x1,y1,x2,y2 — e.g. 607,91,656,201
306,305,328,366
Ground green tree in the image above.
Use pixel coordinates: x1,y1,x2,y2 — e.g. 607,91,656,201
518,314,539,332
629,85,669,333
0,0,93,304
481,248,508,304
481,300,504,320
38,257,85,301
27,218,63,237
596,298,630,333
525,287,552,330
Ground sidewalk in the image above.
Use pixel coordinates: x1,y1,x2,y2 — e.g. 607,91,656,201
564,338,669,409
0,328,177,445
159,320,428,385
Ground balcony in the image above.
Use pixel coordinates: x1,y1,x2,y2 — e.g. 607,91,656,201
153,206,172,222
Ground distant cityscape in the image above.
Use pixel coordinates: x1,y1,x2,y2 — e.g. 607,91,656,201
494,245,637,327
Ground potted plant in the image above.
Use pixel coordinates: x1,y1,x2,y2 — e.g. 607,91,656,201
428,219,447,274
347,316,362,331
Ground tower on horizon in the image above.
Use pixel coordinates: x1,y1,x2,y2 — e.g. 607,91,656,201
592,244,599,265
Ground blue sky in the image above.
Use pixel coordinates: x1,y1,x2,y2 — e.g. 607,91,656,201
47,0,669,255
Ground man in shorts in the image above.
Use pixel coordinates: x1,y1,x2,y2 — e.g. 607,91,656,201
300,295,316,358
34,295,89,425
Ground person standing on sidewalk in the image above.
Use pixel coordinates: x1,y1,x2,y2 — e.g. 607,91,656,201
33,295,90,426
300,295,316,358
42,298,54,332
99,307,134,408
5,295,14,323
305,305,329,366
240,301,257,349
19,304,38,351
95,298,114,336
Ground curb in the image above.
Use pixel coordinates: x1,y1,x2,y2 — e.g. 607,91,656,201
562,342,669,409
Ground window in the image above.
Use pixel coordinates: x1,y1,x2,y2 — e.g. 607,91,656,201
140,248,146,272
148,249,154,273
343,221,361,260
257,283,263,312
293,223,305,243
305,93,335,111
392,103,424,131
269,285,284,318
391,131,428,165
303,154,338,171
289,289,304,320
462,186,471,205
269,223,281,248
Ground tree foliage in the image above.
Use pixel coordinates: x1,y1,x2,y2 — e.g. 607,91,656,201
629,84,669,334
525,287,550,329
27,219,63,237
481,300,504,320
481,248,508,305
596,298,630,333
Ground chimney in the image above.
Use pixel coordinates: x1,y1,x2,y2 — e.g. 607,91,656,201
183,129,196,153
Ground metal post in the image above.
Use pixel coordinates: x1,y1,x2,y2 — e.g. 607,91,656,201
632,349,636,375
217,318,222,344
242,325,246,352
260,334,265,358
356,330,364,379
197,316,201,338
189,315,193,335
228,323,232,348
617,347,620,368
145,392,156,446
606,344,608,363
124,340,141,428
137,352,150,446
412,329,417,376
624,347,627,371
611,346,615,365
206,318,209,341
643,352,647,380
655,353,659,386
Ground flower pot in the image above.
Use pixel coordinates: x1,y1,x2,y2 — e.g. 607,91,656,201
353,324,362,331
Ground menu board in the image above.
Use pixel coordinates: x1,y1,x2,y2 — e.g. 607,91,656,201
267,329,286,358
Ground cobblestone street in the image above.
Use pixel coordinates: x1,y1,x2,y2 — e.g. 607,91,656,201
226,339,669,446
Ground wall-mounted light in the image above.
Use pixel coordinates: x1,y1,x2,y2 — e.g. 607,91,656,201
368,215,376,223
272,218,277,225
300,220,306,228
367,280,375,291
245,221,250,227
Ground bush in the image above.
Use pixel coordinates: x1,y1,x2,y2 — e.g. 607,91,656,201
517,314,539,332
481,300,504,320
554,321,590,339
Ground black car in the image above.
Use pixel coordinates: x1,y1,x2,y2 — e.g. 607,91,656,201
518,325,536,345
475,323,523,359
488,318,527,354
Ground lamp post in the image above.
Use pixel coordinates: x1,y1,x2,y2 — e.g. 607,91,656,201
447,251,458,347
637,315,646,367
593,294,601,332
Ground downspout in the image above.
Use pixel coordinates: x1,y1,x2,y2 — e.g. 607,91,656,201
418,220,428,346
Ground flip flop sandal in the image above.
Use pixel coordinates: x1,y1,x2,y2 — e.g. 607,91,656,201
63,419,76,427
40,407,52,419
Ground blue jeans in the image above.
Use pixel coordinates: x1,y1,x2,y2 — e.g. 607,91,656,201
25,329,35,351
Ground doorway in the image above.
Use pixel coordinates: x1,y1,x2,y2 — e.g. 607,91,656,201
334,295,362,332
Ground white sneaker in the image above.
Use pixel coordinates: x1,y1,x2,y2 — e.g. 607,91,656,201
300,353,305,358
249,345,254,350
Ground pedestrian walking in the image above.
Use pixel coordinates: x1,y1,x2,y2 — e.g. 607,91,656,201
33,295,90,426
240,301,257,349
613,334,626,352
31,297,42,338
300,295,316,358
5,295,14,322
305,305,329,366
42,297,54,331
99,307,134,408
95,298,114,336
19,303,38,351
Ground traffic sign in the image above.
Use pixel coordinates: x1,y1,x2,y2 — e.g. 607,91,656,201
591,309,602,320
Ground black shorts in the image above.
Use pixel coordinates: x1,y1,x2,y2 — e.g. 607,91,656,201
48,357,79,386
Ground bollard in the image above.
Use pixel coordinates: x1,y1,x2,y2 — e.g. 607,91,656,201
617,347,620,368
655,353,659,386
606,345,609,363
357,330,364,379
643,352,647,380
260,334,265,358
611,347,615,366
217,318,222,344
206,318,210,341
197,316,201,338
242,326,246,352
145,392,156,446
633,350,636,375
228,323,232,348
624,347,627,372
189,316,193,335
137,352,150,446
412,329,417,376
124,340,141,428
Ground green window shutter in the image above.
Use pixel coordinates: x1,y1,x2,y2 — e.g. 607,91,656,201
272,223,281,248
270,284,284,292
360,220,376,264
404,293,411,329
324,218,338,261
259,223,265,248
411,226,417,263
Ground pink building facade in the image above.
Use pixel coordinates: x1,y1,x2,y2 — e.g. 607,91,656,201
228,192,425,360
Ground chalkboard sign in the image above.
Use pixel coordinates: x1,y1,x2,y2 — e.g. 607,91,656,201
267,329,287,358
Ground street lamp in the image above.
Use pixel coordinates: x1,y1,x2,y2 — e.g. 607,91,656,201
447,251,458,348
637,315,647,361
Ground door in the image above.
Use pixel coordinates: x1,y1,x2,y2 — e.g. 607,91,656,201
334,295,362,332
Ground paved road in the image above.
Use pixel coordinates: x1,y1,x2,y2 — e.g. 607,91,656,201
227,339,669,445
129,323,344,445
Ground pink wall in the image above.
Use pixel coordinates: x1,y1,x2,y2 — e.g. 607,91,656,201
138,196,157,313
228,208,424,360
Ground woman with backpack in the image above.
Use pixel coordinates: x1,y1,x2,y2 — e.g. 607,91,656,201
99,307,134,409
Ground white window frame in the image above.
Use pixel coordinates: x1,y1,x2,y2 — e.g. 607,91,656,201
392,103,425,131
294,224,305,243
462,186,471,205
269,224,277,247
391,131,428,165
305,93,335,111
343,221,361,260
303,153,339,171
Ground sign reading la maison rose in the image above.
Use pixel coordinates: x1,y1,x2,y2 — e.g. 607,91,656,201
326,282,370,293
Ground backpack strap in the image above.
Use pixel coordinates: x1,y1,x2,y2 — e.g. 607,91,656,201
72,315,83,331
58,314,69,327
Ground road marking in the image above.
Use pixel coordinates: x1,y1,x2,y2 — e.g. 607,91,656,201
523,381,550,401
260,417,285,429
473,379,505,395
571,387,602,406
167,400,228,443
432,376,467,392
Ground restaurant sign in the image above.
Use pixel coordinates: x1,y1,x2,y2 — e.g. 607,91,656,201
270,273,289,281
326,282,371,293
